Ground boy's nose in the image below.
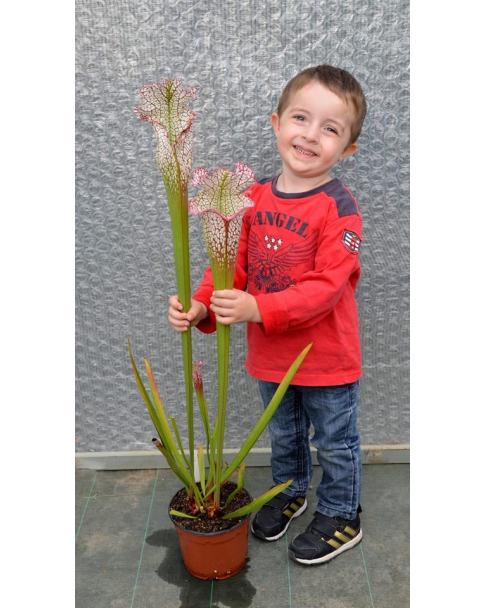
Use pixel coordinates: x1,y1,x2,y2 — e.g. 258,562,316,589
303,123,319,142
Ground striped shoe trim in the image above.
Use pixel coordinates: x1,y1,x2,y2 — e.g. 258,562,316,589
324,527,360,550
284,500,306,519
326,538,342,550
334,530,352,543
344,525,357,537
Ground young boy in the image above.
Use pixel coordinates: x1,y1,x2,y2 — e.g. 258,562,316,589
168,65,367,565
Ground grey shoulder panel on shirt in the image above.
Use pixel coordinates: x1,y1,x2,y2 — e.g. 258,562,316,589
328,182,359,218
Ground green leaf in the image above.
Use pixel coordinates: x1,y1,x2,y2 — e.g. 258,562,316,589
129,342,200,498
128,340,165,440
222,463,246,509
151,439,191,488
198,444,206,494
129,342,193,485
169,509,198,519
221,343,313,483
222,480,293,519
193,361,212,464
206,414,219,495
171,416,192,471
142,356,200,498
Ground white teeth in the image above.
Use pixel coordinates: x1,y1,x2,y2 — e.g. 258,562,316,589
294,146,315,156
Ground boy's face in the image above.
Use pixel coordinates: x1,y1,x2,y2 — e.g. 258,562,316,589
271,81,358,189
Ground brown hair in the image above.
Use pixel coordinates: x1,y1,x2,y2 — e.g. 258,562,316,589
276,65,367,145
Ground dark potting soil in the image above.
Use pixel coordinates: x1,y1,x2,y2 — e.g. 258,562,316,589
170,482,252,534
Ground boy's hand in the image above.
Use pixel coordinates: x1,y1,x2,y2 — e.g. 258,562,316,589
210,289,262,325
168,296,208,332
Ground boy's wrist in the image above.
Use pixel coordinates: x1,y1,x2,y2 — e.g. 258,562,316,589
193,299,208,321
249,295,262,323
198,301,209,321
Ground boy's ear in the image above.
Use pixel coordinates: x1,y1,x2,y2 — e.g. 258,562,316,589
340,142,358,161
271,113,280,133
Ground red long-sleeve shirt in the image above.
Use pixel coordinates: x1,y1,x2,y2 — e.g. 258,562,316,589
193,176,363,386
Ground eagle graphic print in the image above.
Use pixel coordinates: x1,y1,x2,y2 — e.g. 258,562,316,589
247,227,319,294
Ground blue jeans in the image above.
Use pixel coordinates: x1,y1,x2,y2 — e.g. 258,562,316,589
258,380,361,520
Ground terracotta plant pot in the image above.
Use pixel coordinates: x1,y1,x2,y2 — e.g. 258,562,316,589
169,497,252,580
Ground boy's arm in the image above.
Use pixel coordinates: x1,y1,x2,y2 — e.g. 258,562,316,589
254,213,362,336
191,266,217,333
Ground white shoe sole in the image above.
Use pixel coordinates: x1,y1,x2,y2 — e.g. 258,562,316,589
251,499,308,541
290,528,363,564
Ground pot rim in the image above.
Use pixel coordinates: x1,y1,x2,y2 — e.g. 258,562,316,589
168,489,252,537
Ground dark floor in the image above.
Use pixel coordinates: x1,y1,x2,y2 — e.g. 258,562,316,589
75,464,409,608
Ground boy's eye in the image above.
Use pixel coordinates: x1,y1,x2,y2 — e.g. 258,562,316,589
293,115,306,121
325,126,338,134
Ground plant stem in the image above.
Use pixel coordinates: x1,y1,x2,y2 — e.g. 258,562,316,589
212,220,234,510
214,321,230,509
181,328,194,473
168,183,194,474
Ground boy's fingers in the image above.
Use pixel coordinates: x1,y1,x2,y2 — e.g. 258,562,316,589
168,306,184,318
168,314,190,329
212,300,235,312
168,295,183,311
212,289,236,299
211,295,233,306
215,315,231,325
210,303,231,317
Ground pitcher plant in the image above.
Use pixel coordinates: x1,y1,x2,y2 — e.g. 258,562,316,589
131,78,312,520
134,79,197,471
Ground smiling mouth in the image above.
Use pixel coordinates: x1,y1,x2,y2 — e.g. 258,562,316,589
294,145,316,157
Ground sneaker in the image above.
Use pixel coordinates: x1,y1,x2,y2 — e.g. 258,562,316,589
251,491,307,541
288,506,363,564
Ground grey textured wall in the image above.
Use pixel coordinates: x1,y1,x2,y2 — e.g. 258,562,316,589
75,0,410,453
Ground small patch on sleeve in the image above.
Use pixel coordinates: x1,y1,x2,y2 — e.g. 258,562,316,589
342,230,361,253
